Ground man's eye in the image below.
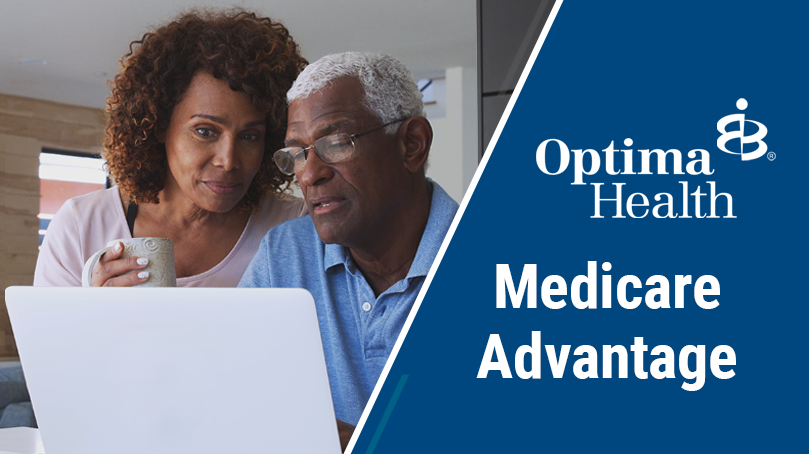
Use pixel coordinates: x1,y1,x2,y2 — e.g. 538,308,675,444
325,137,352,153
329,140,351,149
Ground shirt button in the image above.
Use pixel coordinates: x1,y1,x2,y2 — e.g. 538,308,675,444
362,302,372,312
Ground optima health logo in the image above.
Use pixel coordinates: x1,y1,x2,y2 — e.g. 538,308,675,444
717,98,770,161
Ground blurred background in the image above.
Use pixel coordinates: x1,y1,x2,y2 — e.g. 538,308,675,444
0,0,552,358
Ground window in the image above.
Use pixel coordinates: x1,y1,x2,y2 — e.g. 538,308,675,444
39,149,107,246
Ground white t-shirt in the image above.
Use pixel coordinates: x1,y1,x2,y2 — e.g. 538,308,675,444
33,186,307,287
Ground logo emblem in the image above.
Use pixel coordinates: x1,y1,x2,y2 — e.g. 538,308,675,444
717,98,768,161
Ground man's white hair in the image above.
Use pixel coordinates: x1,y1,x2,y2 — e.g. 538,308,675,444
287,52,423,134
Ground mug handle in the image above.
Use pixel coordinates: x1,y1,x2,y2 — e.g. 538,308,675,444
80,240,120,287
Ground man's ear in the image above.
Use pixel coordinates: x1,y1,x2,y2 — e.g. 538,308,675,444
399,116,432,174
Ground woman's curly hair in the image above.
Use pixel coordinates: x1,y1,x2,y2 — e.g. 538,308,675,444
103,9,307,210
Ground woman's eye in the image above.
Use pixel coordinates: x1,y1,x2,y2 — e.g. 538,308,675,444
242,132,261,142
195,127,215,138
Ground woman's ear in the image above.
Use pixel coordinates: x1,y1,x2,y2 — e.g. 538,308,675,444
155,127,166,144
399,116,432,174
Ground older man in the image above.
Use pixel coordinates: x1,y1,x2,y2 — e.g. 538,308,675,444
239,52,459,441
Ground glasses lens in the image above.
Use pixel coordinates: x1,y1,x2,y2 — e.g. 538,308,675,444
315,133,354,164
273,148,299,175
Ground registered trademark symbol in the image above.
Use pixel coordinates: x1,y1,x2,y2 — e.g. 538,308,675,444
767,151,776,161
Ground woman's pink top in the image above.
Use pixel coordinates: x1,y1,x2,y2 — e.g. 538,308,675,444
33,186,307,287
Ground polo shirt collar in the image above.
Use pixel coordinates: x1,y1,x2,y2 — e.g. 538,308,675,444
405,180,454,280
324,241,350,272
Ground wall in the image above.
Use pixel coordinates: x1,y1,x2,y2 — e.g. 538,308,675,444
426,66,479,204
0,93,105,358
479,0,553,154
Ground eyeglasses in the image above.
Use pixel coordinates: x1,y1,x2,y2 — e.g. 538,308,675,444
273,118,408,175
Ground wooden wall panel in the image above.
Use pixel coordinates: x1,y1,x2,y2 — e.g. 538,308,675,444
0,94,105,127
0,211,39,236
0,94,104,359
0,93,105,152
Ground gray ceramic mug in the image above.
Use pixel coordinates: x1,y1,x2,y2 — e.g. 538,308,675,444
81,238,177,287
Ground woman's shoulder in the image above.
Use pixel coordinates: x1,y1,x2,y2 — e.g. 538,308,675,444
47,186,122,228
61,186,124,217
255,192,308,225
35,187,128,286
239,192,309,249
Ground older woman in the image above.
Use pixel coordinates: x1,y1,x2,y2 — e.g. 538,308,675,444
34,10,308,287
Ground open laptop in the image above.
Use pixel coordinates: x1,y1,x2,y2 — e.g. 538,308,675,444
5,287,341,454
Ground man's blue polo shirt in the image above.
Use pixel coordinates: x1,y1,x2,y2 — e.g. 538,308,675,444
239,181,458,425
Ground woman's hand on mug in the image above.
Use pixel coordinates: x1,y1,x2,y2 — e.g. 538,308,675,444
91,241,150,287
